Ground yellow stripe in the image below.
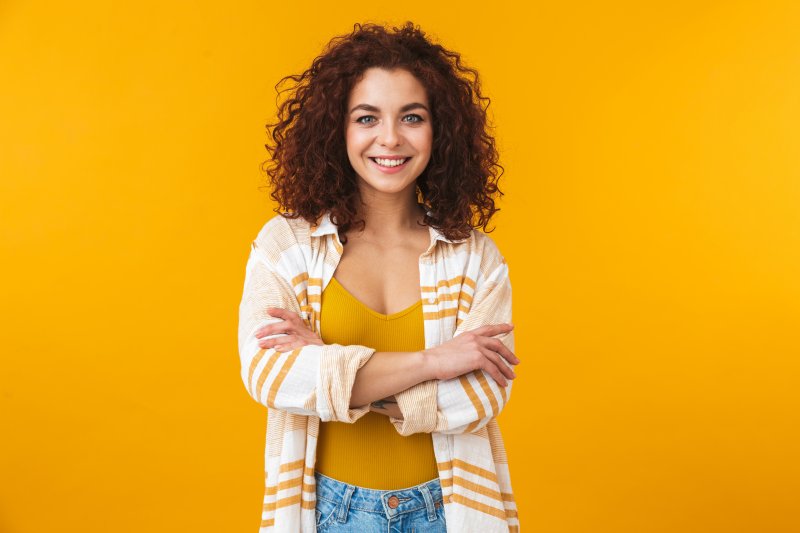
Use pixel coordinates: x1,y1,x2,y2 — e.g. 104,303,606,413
460,291,474,305
277,476,303,492
247,348,267,396
275,493,301,509
301,465,316,494
255,350,283,402
296,288,307,303
502,492,515,503
474,371,499,415
279,459,304,473
291,272,309,286
449,493,506,520
451,458,499,484
301,498,316,510
423,307,458,320
308,277,322,288
462,276,476,290
261,477,304,507
260,518,274,527
452,475,503,503
458,374,487,430
429,291,469,302
420,275,477,294
267,348,302,407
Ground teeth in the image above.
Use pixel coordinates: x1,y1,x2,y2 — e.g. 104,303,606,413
373,157,408,167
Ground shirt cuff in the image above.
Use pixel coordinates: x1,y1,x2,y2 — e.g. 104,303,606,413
390,379,438,435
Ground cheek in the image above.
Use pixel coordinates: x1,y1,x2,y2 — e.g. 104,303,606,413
345,130,369,157
416,126,433,152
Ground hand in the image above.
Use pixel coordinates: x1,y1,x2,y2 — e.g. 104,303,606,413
254,307,324,352
423,323,518,387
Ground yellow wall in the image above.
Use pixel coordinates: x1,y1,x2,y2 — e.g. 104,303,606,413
2,1,799,531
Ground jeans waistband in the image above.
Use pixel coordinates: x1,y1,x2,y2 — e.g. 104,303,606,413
314,471,443,520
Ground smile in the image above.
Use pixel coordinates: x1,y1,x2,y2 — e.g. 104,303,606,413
369,157,411,168
367,157,412,174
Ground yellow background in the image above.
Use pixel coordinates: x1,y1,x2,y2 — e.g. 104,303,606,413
2,1,799,531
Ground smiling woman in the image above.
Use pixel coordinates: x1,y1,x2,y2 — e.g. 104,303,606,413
240,21,519,532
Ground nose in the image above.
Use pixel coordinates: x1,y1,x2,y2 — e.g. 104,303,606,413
377,120,401,147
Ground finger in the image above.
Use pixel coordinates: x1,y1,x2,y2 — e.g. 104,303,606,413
468,323,514,338
274,343,293,352
482,347,516,381
480,356,508,388
476,337,519,366
267,307,304,324
483,337,519,365
258,334,295,349
276,340,311,352
255,320,295,339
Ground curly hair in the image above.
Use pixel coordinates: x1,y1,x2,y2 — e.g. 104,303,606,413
261,21,504,243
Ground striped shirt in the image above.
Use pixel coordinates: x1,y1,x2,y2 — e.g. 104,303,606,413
237,211,519,532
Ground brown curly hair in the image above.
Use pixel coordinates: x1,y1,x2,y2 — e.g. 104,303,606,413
261,21,504,243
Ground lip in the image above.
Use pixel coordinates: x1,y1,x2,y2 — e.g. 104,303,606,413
368,156,411,174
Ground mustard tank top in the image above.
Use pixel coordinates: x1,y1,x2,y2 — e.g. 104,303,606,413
315,276,439,489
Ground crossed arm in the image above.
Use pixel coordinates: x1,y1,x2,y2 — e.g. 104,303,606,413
239,241,517,434
256,309,515,422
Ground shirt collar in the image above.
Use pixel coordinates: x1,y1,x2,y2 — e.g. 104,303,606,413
310,211,469,245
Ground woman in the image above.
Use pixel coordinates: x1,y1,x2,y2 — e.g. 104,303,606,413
238,22,520,532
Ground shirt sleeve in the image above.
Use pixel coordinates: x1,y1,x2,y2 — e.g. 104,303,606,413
238,241,376,422
390,259,514,435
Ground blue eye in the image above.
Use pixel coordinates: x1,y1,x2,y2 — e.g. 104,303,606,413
403,114,424,123
356,116,376,124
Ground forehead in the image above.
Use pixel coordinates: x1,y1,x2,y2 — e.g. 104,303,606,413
348,67,428,107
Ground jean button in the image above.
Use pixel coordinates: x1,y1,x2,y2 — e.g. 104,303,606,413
387,495,400,509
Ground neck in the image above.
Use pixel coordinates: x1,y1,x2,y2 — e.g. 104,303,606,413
354,183,427,237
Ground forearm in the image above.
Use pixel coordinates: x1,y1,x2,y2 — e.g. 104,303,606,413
349,350,433,408
369,395,404,419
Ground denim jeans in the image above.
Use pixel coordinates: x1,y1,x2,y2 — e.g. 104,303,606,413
314,471,447,532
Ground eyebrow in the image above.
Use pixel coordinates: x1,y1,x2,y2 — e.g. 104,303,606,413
349,102,430,114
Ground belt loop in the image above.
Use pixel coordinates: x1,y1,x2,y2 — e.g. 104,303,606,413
337,484,355,523
418,483,437,522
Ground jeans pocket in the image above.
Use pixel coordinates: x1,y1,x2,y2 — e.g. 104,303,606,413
315,497,338,530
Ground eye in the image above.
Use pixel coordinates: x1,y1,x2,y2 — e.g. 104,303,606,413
403,114,424,123
355,115,376,125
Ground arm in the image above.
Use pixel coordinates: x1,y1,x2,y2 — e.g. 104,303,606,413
349,351,431,407
238,242,376,422
369,395,403,419
391,259,515,435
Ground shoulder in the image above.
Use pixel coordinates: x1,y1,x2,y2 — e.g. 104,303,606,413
459,229,508,278
252,213,315,265
467,229,505,262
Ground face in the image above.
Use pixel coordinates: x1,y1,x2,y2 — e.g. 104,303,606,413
345,67,433,197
